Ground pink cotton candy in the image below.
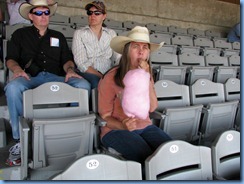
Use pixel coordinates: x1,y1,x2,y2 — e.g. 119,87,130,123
122,69,150,120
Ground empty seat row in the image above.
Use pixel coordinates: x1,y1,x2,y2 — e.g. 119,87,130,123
152,78,240,146
152,52,240,85
51,130,240,180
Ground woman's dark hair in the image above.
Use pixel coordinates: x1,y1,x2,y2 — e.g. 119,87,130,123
114,42,153,88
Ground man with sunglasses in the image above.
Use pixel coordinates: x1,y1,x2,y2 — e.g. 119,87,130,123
4,0,90,166
72,1,121,90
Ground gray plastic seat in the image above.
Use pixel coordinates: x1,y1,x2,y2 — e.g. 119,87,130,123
172,35,194,46
154,80,202,142
178,52,214,85
145,140,213,180
149,32,172,45
187,28,205,37
69,15,88,27
213,39,232,49
190,79,238,145
168,25,188,35
205,54,237,83
19,82,96,179
52,154,142,180
146,23,168,33
104,18,123,29
211,130,240,180
224,78,240,101
49,13,70,25
193,37,213,48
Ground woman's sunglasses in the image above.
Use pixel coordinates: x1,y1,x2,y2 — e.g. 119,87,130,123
87,10,103,16
31,10,50,16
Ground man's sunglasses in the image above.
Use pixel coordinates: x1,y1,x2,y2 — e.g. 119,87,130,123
87,10,103,16
32,10,50,16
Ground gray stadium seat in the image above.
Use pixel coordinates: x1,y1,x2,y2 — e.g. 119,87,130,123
190,79,238,145
146,23,168,33
232,42,240,50
104,18,123,29
19,82,96,179
205,29,223,38
224,78,240,102
168,25,188,35
205,54,237,83
145,140,213,180
154,80,202,142
178,52,214,85
149,32,172,45
49,13,70,25
213,39,232,49
193,37,214,48
123,21,144,30
187,28,205,37
51,154,142,180
5,24,30,40
172,35,194,46
69,15,88,28
211,130,240,180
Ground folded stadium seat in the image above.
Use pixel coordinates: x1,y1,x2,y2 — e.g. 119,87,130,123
187,28,206,37
149,32,173,45
222,49,240,57
193,36,214,48
123,21,144,30
150,50,186,84
232,42,240,50
205,29,224,39
146,23,168,33
224,78,240,102
153,80,203,143
178,52,214,85
49,13,70,25
145,140,213,180
205,53,237,83
20,82,96,180
228,54,240,78
168,25,188,35
51,154,142,180
104,18,124,29
69,15,88,28
213,39,232,50
189,79,239,146
211,130,240,180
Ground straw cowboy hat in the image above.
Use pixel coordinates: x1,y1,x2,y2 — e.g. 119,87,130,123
110,26,164,54
19,0,58,20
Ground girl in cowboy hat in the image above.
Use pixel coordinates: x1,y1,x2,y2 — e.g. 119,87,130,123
98,26,172,164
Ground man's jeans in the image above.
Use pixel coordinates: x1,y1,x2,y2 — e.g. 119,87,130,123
101,125,172,164
77,71,101,89
4,72,91,140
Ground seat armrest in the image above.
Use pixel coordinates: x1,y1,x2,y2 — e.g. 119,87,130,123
149,111,163,120
95,114,107,127
19,117,30,180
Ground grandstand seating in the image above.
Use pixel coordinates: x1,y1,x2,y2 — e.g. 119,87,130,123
146,23,168,33
232,42,240,50
205,53,237,83
104,18,123,29
145,140,213,180
52,154,142,180
69,15,88,28
211,130,240,180
224,78,240,102
187,28,205,37
168,25,188,35
178,52,213,85
49,13,70,25
123,21,144,30
19,82,96,179
153,80,202,142
190,79,238,146
205,29,223,38
213,39,232,50
149,32,172,45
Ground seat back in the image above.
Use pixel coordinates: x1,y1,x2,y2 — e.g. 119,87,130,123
104,18,123,29
190,79,225,106
213,39,232,49
52,154,142,180
154,80,190,110
211,130,240,180
151,51,178,66
187,28,205,37
168,26,188,35
193,37,213,48
149,33,172,45
21,82,95,177
69,15,88,27
178,52,205,66
5,24,30,40
49,13,70,25
224,78,240,101
172,35,194,46
146,23,168,33
145,140,213,180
